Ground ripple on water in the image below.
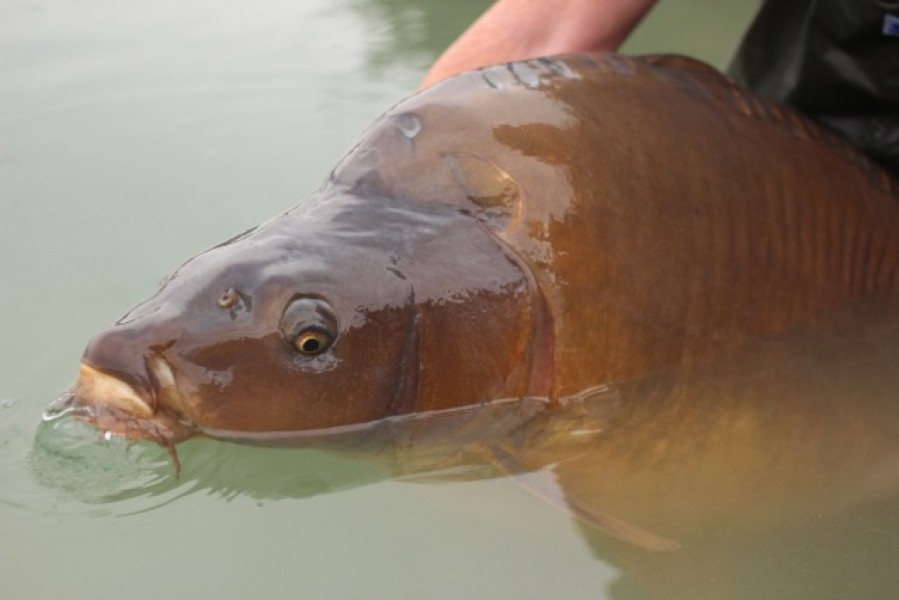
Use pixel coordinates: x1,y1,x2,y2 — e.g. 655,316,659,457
29,414,181,511
24,410,394,516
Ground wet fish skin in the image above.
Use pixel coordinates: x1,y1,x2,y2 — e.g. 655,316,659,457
62,52,899,444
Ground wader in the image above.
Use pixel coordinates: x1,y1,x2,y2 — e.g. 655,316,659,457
728,0,899,177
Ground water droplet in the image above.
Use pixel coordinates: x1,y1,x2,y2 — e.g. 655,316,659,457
395,112,421,139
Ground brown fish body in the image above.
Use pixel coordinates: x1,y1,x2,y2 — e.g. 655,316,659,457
56,54,899,538
334,53,899,402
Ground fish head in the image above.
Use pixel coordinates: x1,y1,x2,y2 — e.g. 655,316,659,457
62,193,434,443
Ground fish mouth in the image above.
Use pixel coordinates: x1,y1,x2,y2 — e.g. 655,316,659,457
47,360,196,451
75,363,156,418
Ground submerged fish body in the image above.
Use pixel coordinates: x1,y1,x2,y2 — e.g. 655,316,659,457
52,53,899,546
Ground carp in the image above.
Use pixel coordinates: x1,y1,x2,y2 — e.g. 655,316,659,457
48,53,899,551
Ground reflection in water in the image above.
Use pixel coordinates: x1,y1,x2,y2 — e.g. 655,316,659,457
30,418,388,511
29,393,535,512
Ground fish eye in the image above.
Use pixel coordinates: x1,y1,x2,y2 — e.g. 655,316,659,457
294,328,333,355
280,297,338,357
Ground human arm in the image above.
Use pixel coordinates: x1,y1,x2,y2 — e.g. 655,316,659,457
419,0,658,89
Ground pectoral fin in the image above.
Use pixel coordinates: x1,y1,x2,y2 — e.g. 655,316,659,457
488,444,681,552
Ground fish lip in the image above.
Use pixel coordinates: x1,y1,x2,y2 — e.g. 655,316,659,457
73,353,187,421
75,363,156,418
67,359,195,447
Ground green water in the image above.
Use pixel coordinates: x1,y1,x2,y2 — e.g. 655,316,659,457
12,1,898,599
